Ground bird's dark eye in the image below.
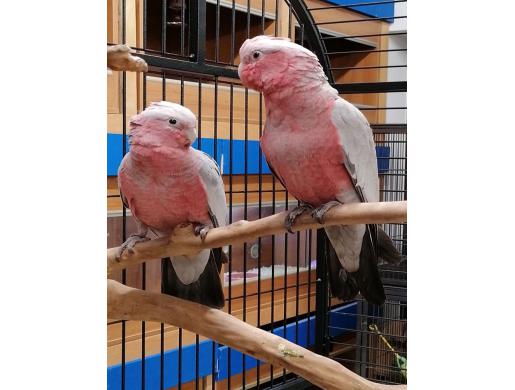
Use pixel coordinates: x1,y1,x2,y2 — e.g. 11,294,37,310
253,51,261,59
169,118,177,125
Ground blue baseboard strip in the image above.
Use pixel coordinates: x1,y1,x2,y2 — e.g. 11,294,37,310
107,302,357,389
107,133,390,177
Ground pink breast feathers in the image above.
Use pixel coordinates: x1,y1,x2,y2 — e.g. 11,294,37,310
119,159,212,233
261,119,353,207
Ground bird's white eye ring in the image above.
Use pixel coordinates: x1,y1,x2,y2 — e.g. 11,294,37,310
252,51,261,60
169,118,177,125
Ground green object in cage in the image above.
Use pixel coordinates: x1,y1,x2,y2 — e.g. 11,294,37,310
369,324,407,380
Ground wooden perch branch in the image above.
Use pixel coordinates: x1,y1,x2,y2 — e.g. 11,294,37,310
108,279,406,390
108,200,406,276
107,44,148,72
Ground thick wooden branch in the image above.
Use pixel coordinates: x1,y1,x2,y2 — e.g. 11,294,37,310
107,44,148,72
107,200,406,276
108,279,406,390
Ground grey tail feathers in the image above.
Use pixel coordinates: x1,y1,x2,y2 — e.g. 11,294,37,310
161,248,225,308
326,225,401,306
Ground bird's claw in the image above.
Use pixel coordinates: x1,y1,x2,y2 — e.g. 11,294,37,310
194,224,211,241
284,203,313,234
116,234,150,261
311,201,341,224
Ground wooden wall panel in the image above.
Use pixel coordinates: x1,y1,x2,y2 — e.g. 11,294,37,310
107,0,121,115
206,9,276,64
109,78,266,138
107,1,391,129
304,0,383,43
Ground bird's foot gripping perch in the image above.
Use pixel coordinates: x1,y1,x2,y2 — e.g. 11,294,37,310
284,202,313,234
311,201,341,224
194,223,212,241
116,234,150,261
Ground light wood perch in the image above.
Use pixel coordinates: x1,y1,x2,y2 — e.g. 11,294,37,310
107,44,148,72
107,200,407,388
108,280,406,390
108,200,407,276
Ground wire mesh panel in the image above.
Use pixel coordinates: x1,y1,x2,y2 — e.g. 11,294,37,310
107,0,406,388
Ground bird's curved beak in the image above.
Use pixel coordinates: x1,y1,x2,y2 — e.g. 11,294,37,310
184,127,198,145
129,114,144,127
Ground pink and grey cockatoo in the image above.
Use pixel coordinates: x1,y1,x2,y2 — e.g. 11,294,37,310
238,36,400,304
117,101,228,308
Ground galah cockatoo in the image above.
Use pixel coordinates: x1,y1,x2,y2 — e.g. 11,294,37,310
117,101,228,308
238,36,400,304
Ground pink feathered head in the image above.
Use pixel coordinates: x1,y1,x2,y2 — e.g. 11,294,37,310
238,35,326,94
129,101,198,148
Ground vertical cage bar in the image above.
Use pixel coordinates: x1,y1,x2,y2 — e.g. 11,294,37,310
230,0,236,65
288,2,293,39
178,76,185,390
274,0,279,36
161,0,167,53
246,0,251,39
197,79,202,150
195,77,203,390
212,77,219,390
314,229,328,356
181,0,186,55
120,1,127,388
242,85,249,389
195,333,200,390
256,91,264,389
141,4,148,384
213,78,218,166
189,0,206,63
269,131,277,388
261,0,266,34
282,192,289,383
216,0,221,62
227,82,234,390
159,68,167,390
295,230,300,345
306,229,312,346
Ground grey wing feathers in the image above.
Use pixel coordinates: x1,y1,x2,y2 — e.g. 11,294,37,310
117,154,131,209
195,150,228,229
165,150,228,307
327,97,380,274
331,98,379,203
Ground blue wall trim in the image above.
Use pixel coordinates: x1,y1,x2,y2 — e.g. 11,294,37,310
326,0,394,20
107,340,216,390
107,302,357,389
107,133,130,176
107,133,390,177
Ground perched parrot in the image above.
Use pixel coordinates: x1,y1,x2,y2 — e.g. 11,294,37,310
238,36,401,304
117,101,228,308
